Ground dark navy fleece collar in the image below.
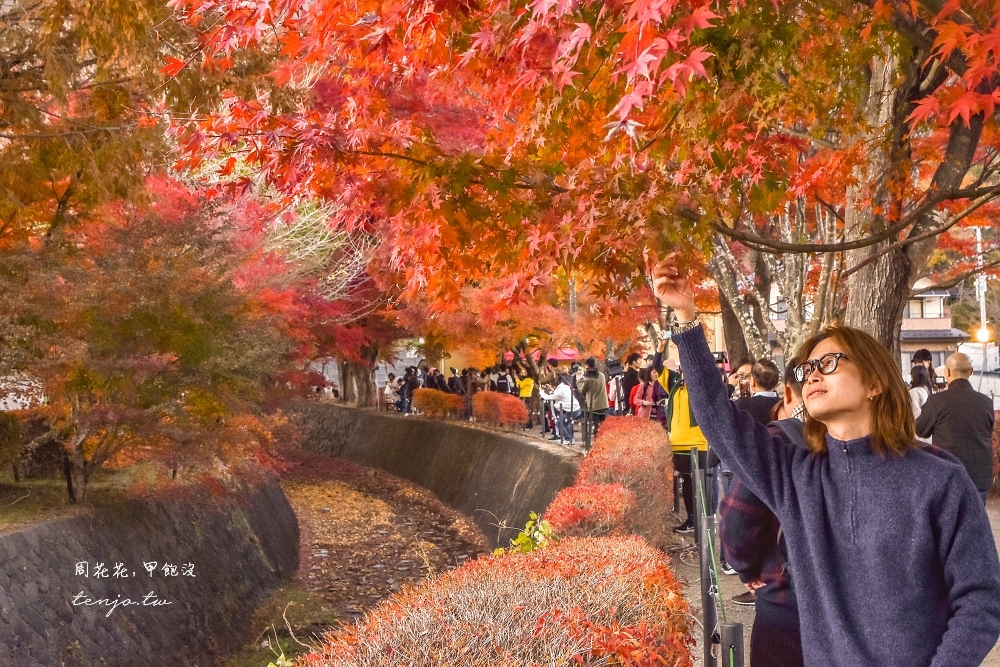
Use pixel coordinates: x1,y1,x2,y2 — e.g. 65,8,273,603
825,433,882,461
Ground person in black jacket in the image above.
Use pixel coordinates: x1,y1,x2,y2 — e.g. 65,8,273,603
916,352,995,504
403,367,420,413
620,353,642,415
447,367,465,394
432,368,450,393
735,360,782,425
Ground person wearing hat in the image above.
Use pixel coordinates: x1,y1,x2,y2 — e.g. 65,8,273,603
911,348,933,370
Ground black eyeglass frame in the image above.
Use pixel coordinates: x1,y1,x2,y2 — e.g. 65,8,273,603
793,352,849,383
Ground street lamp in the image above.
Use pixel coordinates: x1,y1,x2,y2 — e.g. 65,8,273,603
976,325,991,391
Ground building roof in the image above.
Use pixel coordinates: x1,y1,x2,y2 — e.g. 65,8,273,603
899,328,971,342
913,290,952,298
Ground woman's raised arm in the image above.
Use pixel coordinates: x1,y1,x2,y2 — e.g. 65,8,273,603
650,254,797,511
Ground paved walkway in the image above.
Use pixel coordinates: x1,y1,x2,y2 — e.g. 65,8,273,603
676,497,1000,665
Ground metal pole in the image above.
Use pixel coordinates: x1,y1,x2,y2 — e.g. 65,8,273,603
698,465,717,667
977,226,989,391
721,623,744,667
691,448,702,546
984,340,989,392
674,472,683,515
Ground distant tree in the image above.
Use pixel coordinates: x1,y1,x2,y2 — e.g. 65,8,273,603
0,178,295,502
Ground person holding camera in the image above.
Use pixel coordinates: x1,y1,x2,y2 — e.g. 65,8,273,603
538,373,581,446
647,332,709,535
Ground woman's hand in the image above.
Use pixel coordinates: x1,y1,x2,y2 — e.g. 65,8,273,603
649,252,697,321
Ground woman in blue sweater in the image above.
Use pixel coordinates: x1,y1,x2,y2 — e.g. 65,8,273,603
651,254,1000,666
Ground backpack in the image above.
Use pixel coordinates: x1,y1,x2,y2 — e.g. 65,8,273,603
496,374,512,394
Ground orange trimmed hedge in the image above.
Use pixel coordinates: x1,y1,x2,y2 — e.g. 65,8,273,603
298,536,693,666
554,416,674,547
411,388,466,418
471,391,529,428
545,483,637,538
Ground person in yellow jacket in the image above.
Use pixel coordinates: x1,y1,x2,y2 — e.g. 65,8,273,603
516,369,536,429
652,334,708,535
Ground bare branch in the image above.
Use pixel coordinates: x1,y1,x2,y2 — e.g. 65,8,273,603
712,183,1000,254
910,256,1000,296
774,125,843,150
0,125,134,139
841,185,1000,280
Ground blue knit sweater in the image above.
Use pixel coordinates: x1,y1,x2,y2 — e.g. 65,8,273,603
673,326,1000,666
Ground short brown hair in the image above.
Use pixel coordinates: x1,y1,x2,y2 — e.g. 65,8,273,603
798,325,916,457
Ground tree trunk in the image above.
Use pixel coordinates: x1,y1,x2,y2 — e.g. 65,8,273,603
843,243,915,359
604,337,632,364
811,248,837,336
339,360,375,405
843,48,982,355
70,446,90,504
63,450,76,504
514,345,541,380
339,344,379,406
719,289,750,364
568,274,578,321
708,235,770,360
751,252,771,341
842,50,917,353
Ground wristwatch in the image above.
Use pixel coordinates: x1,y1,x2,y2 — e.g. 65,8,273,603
669,312,701,335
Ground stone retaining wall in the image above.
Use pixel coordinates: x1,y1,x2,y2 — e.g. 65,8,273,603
293,403,580,547
0,478,299,667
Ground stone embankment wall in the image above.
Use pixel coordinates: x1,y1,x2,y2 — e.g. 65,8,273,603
0,478,298,667
293,403,580,547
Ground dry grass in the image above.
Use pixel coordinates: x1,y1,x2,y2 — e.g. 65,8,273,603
0,461,161,531
302,537,693,667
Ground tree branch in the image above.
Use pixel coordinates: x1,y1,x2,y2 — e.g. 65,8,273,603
711,183,1000,254
348,149,429,166
774,125,844,150
0,125,134,139
912,256,1000,296
841,185,1000,280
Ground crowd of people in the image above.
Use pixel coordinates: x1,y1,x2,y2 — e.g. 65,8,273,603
381,357,618,447
376,269,1000,666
